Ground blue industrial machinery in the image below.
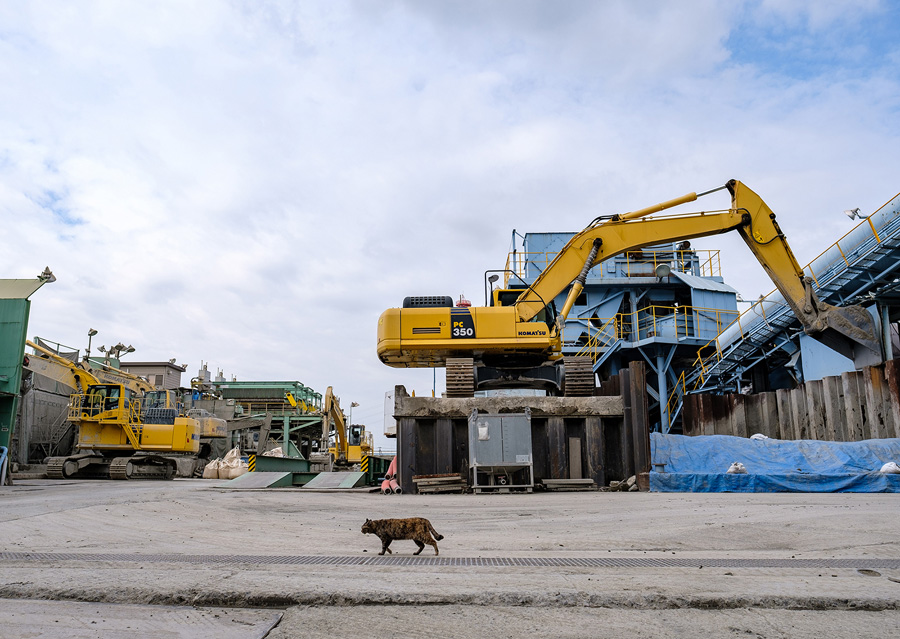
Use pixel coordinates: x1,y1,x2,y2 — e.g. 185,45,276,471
503,232,739,432
676,190,900,412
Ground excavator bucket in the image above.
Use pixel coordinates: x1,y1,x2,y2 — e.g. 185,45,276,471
811,303,883,369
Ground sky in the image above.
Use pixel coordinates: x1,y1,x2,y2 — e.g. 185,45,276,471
3,0,899,451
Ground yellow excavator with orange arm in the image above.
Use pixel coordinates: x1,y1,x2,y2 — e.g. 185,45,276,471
377,180,882,397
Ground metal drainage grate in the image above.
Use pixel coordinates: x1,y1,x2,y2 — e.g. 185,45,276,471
1,552,899,570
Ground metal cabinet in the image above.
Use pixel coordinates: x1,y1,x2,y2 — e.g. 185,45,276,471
468,409,534,493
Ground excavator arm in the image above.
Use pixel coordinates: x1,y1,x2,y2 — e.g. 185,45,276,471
25,340,101,392
514,180,881,366
323,386,348,464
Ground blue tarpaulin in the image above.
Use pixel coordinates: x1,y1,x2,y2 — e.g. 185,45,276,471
650,433,900,493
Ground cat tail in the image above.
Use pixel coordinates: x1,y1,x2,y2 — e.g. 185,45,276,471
428,522,444,541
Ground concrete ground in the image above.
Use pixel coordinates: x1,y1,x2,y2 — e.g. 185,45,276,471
1,478,898,637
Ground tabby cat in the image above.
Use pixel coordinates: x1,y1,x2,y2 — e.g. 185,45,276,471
361,517,444,556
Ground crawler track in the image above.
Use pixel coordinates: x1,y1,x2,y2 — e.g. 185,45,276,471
563,356,595,397
445,358,475,398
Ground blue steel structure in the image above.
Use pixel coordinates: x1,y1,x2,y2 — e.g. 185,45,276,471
506,232,740,432
671,190,900,425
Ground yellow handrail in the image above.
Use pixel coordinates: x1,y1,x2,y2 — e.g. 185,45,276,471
506,249,723,282
571,304,740,362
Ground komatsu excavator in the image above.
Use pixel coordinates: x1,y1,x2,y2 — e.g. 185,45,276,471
377,180,882,397
24,340,200,479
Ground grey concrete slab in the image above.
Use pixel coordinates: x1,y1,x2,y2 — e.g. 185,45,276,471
0,479,898,615
269,606,900,639
301,471,366,488
213,472,293,489
0,598,282,639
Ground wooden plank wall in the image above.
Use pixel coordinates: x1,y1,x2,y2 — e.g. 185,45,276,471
682,360,900,441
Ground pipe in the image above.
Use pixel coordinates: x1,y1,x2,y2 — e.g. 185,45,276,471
883,304,893,361
381,478,393,494
618,191,698,222
389,478,402,494
0,446,8,487
385,455,397,480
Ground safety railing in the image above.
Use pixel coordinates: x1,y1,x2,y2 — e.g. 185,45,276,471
573,317,620,359
67,394,144,448
572,305,740,360
505,249,722,284
237,400,320,417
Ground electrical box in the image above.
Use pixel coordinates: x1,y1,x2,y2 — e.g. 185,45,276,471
468,409,534,493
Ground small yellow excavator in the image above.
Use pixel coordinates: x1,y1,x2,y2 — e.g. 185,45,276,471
324,386,372,466
377,180,882,396
25,341,201,479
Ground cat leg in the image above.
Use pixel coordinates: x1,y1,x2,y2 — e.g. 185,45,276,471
427,536,439,555
413,540,425,555
381,537,393,555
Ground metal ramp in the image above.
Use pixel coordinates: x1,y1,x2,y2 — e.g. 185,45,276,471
213,471,294,489
301,471,367,489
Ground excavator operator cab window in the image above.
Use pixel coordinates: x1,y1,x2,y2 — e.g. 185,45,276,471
103,386,120,412
492,287,525,307
349,425,362,447
84,385,120,415
531,301,557,326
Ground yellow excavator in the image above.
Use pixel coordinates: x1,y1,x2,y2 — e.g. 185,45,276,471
324,386,372,466
25,341,201,479
377,180,882,397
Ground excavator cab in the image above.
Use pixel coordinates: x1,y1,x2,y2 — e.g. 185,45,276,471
81,384,122,417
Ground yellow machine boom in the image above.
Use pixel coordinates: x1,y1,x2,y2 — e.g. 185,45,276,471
377,180,882,396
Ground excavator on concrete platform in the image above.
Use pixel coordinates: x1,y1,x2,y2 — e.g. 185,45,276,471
25,341,201,479
377,179,883,397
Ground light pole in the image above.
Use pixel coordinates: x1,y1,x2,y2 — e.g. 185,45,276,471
85,328,98,363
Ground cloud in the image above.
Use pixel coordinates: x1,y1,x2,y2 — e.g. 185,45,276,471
2,1,899,450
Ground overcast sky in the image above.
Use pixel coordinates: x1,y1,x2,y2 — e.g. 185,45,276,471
3,1,899,450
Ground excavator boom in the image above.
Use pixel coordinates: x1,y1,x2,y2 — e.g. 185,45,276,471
514,180,881,366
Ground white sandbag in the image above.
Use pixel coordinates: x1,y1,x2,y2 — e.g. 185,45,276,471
879,461,900,474
262,447,284,457
220,465,248,480
222,446,242,464
202,458,221,479
750,433,770,440
726,461,747,474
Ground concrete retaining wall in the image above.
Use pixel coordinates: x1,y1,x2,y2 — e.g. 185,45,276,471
392,361,651,493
